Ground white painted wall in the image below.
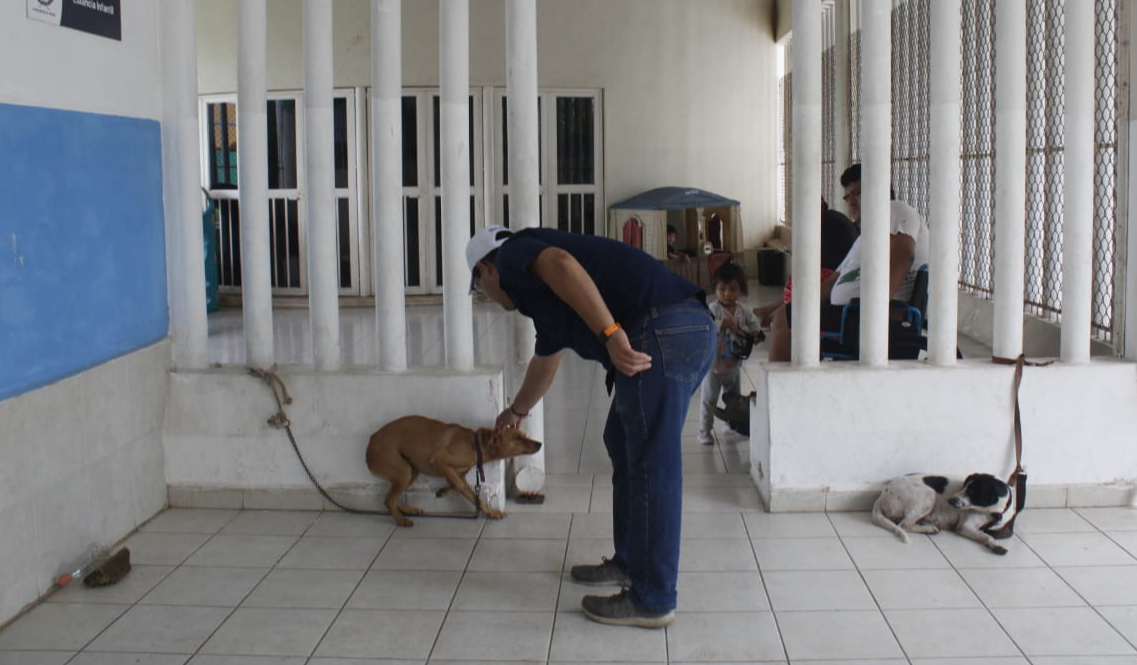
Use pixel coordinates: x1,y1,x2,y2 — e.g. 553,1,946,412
0,342,169,625
750,359,1137,512
0,0,161,119
194,0,780,247
774,0,792,42
0,3,169,627
163,368,510,511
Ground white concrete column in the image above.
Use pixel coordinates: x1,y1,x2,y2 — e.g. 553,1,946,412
440,0,476,370
372,0,408,372
927,0,962,366
993,0,1027,360
160,0,208,369
790,0,822,367
238,0,274,368
858,0,891,366
304,0,341,370
1060,0,1094,363
506,0,545,494
833,0,852,188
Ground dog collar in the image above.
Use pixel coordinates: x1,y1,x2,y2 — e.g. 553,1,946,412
981,492,1015,535
474,431,486,484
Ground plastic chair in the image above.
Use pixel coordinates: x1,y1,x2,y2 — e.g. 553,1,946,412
819,266,930,361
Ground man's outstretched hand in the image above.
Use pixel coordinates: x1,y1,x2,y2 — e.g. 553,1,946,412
495,407,525,431
605,327,652,377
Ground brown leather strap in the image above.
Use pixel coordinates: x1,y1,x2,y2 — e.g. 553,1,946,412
991,354,1054,486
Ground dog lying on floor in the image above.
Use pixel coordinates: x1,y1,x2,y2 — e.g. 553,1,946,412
713,391,754,437
871,472,1015,555
366,415,542,526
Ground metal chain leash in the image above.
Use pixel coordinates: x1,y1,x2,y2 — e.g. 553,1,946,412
247,367,482,520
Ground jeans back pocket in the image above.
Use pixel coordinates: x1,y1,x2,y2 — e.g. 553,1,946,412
654,322,713,383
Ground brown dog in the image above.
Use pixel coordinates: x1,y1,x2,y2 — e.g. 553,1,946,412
365,415,542,526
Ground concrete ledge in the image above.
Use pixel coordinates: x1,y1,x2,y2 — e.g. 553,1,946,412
164,366,509,510
958,291,1115,357
750,358,1137,511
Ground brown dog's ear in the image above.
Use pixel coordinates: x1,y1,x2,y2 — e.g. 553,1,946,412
479,427,509,458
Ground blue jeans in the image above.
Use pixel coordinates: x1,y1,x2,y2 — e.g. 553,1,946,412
603,299,715,613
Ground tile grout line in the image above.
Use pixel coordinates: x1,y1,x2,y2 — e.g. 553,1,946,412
144,511,286,662
304,512,398,662
423,518,485,664
742,510,790,664
185,512,321,661
1039,524,1137,655
63,509,244,662
826,510,915,663
545,515,576,665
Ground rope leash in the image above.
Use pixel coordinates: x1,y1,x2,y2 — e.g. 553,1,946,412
247,367,483,520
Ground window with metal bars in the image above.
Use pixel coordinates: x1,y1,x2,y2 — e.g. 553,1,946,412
889,0,930,219
843,0,1121,345
958,0,997,298
821,5,837,209
777,40,792,224
777,5,838,225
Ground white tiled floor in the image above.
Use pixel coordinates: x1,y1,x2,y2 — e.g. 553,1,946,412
5,288,1132,664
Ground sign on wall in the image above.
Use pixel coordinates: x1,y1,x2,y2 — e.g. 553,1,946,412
27,0,121,41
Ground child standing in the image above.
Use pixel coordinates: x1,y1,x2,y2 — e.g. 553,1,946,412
698,262,760,445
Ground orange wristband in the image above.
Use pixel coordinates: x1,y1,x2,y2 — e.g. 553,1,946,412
598,322,622,345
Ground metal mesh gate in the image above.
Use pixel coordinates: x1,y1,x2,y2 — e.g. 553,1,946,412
1024,0,1065,321
1093,0,1120,342
890,0,931,219
779,11,839,225
787,0,1121,345
1017,0,1119,340
822,45,835,208
843,0,1120,342
779,42,792,225
822,6,837,209
959,0,998,297
850,31,860,164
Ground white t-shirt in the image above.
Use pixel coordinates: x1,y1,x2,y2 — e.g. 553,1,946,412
829,200,930,306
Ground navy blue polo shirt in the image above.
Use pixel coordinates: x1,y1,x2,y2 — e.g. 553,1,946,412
494,228,703,367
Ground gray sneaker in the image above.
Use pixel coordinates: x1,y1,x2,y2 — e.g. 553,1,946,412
570,556,631,587
581,589,676,628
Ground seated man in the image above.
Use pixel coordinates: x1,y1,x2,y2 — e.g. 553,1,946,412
766,163,930,362
753,197,859,327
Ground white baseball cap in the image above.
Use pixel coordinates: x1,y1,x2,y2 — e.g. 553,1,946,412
465,225,513,293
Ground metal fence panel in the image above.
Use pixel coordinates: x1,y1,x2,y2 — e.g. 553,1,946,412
958,0,998,297
1094,0,1119,342
827,0,1120,345
779,47,792,225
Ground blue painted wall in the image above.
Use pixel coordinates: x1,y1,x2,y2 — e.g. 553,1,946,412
0,102,167,402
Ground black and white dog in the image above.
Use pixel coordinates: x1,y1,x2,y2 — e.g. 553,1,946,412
871,473,1015,555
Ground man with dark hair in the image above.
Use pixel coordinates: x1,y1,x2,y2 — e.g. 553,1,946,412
839,163,896,230
466,225,715,628
766,164,929,361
